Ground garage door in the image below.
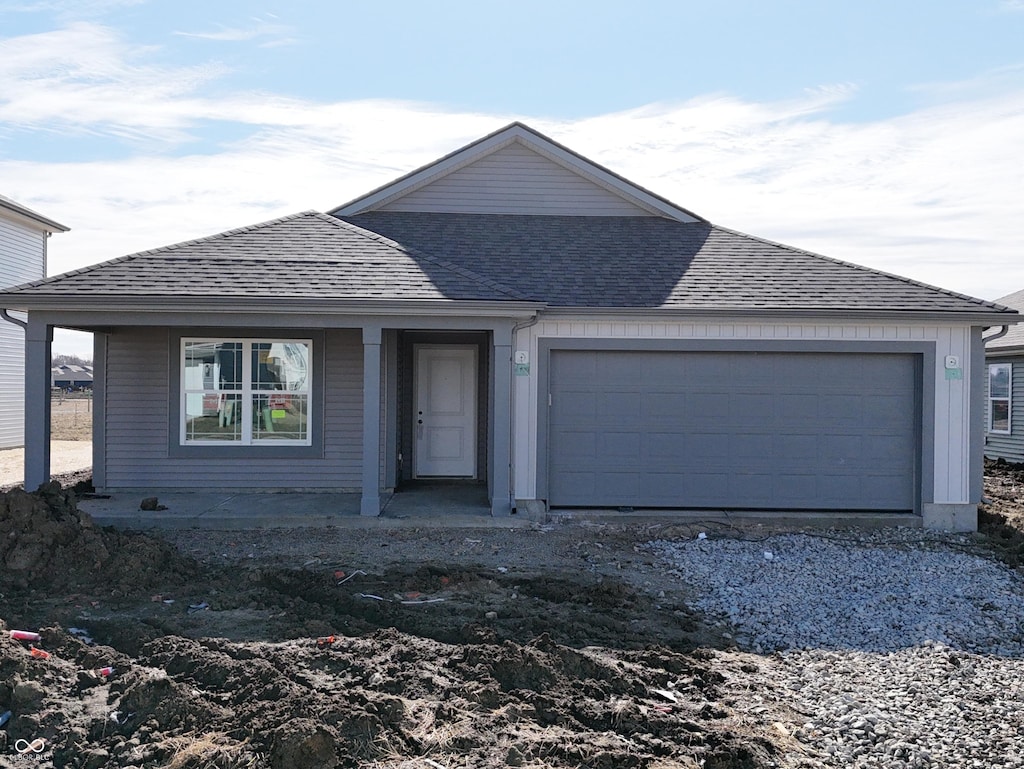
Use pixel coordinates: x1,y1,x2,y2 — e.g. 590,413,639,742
547,351,918,511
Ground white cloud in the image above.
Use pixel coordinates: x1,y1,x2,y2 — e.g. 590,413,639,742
0,23,227,142
174,16,297,47
2,24,1023,356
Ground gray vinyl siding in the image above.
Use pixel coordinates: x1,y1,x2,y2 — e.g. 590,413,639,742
0,218,46,449
378,142,656,216
101,328,364,490
984,356,1024,463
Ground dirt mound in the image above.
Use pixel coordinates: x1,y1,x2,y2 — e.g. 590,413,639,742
980,459,1024,568
0,622,777,768
0,483,197,594
0,483,778,767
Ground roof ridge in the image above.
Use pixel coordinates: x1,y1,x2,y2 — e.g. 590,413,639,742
323,213,530,301
4,211,321,292
709,223,1015,313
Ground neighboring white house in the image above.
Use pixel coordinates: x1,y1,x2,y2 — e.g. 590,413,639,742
0,195,69,449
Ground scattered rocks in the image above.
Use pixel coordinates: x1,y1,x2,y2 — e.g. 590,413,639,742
649,529,1024,768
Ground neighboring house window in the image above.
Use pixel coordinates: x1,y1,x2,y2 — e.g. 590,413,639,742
181,339,311,445
988,363,1012,434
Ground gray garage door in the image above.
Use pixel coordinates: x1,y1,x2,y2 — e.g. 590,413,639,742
547,351,918,511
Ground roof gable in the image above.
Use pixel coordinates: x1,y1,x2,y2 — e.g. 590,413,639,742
330,122,702,222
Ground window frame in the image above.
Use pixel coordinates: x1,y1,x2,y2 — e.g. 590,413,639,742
179,337,314,448
988,362,1012,435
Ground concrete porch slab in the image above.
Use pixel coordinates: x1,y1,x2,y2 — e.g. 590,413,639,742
77,484,529,530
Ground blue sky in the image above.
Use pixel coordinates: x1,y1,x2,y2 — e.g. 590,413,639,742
2,0,1024,356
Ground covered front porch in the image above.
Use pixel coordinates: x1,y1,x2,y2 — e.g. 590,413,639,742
17,306,537,519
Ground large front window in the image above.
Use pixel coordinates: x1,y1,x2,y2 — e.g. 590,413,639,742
988,363,1011,434
182,339,311,445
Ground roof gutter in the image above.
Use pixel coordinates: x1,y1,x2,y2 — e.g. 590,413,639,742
538,306,1023,326
0,297,546,317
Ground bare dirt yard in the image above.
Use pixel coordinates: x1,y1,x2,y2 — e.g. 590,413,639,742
49,395,94,443
0,460,1023,768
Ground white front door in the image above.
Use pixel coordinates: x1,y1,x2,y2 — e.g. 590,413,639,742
414,345,477,477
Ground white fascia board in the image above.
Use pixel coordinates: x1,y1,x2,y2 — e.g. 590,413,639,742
0,201,69,233
330,123,702,223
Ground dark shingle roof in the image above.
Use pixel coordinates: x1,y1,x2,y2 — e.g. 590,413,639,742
2,208,1016,320
988,289,1024,351
1,212,524,302
342,212,1011,314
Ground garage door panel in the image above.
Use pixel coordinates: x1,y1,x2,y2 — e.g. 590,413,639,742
730,393,775,423
821,434,864,460
864,434,915,462
599,391,642,418
732,433,774,460
645,392,689,419
598,432,641,460
866,395,908,424
687,355,732,384
554,351,598,381
774,434,819,459
726,473,772,501
773,474,819,504
594,472,640,500
645,355,688,380
820,394,862,421
690,392,731,419
548,350,917,511
777,393,817,420
550,430,597,460
556,390,598,418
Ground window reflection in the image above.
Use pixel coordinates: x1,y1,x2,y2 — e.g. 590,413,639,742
182,339,310,445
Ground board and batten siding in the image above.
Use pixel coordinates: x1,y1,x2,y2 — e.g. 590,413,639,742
511,319,977,507
101,328,364,490
984,355,1024,463
0,218,47,449
377,142,656,217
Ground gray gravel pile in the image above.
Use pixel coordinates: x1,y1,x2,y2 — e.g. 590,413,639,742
647,530,1024,768
647,530,1024,654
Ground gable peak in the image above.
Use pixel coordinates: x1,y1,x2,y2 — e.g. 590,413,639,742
330,123,703,223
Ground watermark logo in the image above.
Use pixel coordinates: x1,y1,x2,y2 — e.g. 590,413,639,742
11,737,47,760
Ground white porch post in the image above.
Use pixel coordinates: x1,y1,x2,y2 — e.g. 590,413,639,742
24,318,52,490
490,325,513,516
360,326,382,516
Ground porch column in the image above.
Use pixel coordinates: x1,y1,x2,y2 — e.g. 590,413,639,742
490,327,513,516
24,318,52,491
360,326,383,516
